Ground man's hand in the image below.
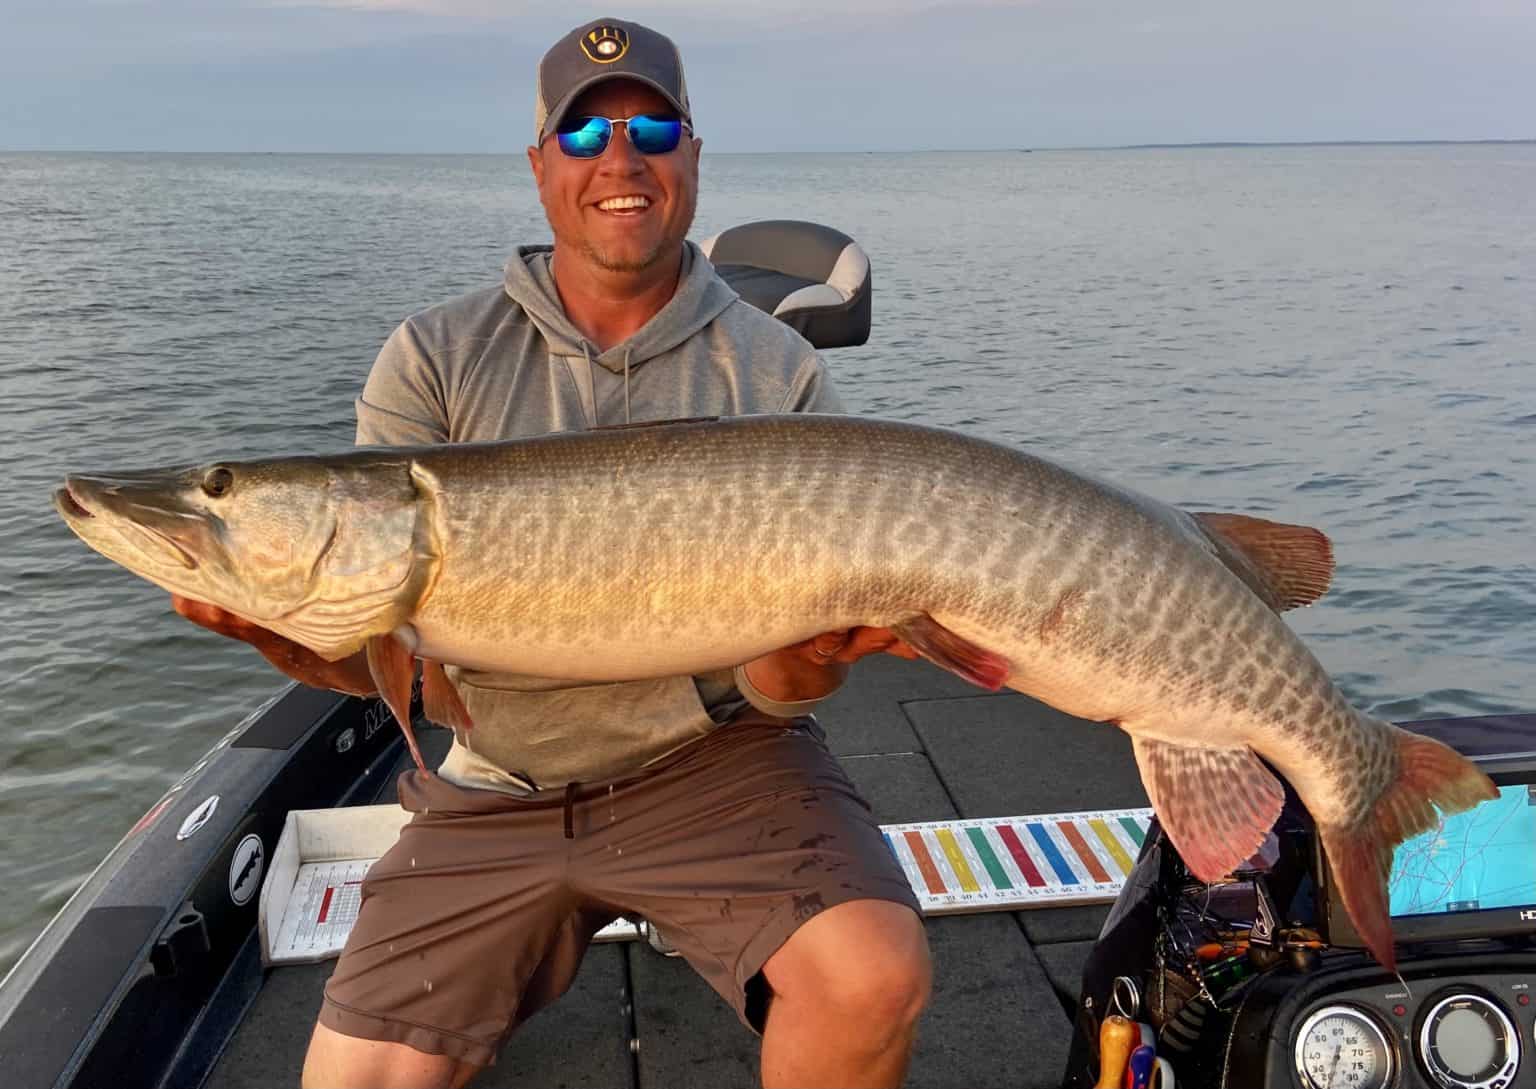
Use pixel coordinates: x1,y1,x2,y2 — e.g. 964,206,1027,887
799,627,920,666
171,595,378,697
741,626,918,705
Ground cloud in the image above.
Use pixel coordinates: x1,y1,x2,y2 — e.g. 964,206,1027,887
2,0,1533,150
260,0,1037,22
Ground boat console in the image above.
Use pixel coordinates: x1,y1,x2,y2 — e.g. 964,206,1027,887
1067,730,1536,1089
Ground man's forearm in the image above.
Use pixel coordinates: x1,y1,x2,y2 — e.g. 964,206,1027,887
740,649,849,705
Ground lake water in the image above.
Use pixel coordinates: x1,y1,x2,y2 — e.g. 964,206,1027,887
1,145,1533,973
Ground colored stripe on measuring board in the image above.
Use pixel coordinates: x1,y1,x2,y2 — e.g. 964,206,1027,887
881,808,1153,915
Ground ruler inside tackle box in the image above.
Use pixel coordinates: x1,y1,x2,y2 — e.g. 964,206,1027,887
260,804,1154,965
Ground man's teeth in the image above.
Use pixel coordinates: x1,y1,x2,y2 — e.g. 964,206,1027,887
598,196,652,211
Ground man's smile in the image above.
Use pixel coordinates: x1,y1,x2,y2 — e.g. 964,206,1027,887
595,194,654,215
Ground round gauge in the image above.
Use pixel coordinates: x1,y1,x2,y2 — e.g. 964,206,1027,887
1295,1005,1395,1089
1418,993,1520,1089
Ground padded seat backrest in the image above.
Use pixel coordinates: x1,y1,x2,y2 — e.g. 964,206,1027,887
701,220,871,349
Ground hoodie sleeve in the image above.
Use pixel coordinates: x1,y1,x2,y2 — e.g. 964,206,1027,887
355,319,451,447
780,348,846,414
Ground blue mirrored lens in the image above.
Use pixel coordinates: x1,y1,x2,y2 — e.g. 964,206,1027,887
625,115,684,154
556,117,611,158
554,115,683,158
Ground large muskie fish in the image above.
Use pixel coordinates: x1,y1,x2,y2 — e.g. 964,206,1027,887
54,414,1494,968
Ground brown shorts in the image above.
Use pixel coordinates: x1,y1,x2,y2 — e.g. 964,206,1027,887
319,713,920,1066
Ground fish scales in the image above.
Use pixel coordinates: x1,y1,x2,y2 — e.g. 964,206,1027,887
412,423,1328,770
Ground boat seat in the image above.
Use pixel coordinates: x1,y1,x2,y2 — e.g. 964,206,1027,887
702,220,872,349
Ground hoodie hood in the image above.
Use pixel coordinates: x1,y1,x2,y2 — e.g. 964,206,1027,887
503,241,738,376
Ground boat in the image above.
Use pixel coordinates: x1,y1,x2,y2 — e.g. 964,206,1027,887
4,221,1532,1089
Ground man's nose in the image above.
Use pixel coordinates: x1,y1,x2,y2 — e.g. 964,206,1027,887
598,123,646,170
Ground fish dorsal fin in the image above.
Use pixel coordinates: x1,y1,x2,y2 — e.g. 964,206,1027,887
1192,512,1334,611
1131,736,1285,882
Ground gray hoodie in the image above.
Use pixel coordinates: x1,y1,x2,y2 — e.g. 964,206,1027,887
355,241,844,793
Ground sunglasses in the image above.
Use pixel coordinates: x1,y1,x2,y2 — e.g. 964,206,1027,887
554,114,690,158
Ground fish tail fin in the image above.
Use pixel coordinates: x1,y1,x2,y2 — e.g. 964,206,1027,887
1318,724,1497,971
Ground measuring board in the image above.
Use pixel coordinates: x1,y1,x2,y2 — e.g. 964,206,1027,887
269,859,372,961
884,808,1154,914
262,806,1154,963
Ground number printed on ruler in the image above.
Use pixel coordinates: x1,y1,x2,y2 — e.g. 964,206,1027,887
274,859,375,958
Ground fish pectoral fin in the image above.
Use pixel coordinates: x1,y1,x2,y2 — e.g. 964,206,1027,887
1191,512,1334,611
891,614,1010,690
1131,736,1285,883
421,659,474,732
366,633,428,773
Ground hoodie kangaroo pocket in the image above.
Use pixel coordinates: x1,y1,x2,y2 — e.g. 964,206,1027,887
446,670,719,787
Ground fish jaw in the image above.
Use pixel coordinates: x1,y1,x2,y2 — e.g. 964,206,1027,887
55,454,441,662
55,472,214,593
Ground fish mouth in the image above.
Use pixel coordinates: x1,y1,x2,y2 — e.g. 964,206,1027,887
54,484,94,520
127,522,201,570
56,474,202,570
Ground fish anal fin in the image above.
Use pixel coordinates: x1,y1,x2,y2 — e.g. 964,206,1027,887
1192,512,1334,611
1131,737,1285,882
366,634,428,772
1318,726,1497,972
422,659,474,732
891,614,1010,691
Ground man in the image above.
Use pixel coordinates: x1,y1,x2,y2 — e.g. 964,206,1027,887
176,18,930,1089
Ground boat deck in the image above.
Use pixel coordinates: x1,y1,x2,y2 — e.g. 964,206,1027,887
207,656,1148,1089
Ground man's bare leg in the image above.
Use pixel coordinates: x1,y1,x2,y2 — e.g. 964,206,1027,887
301,1021,481,1089
758,899,931,1088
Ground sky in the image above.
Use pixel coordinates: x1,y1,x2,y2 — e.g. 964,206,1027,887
2,0,1534,153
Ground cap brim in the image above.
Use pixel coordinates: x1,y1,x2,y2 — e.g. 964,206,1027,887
538,73,691,143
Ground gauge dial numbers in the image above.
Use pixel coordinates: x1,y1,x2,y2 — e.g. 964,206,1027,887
1295,1005,1395,1089
1417,993,1520,1089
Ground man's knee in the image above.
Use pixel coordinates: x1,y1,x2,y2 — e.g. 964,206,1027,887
833,937,932,1027
765,899,932,1027
302,1020,476,1089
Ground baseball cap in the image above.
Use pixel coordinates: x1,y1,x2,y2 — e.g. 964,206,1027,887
535,18,692,144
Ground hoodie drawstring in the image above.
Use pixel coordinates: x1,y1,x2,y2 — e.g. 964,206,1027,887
575,342,633,426
622,346,632,424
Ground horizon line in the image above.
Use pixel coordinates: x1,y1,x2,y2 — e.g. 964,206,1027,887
3,138,1535,156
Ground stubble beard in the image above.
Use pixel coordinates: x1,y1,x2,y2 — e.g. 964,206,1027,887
580,236,668,274
578,191,697,275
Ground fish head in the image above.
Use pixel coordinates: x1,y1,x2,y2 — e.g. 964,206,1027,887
55,455,434,657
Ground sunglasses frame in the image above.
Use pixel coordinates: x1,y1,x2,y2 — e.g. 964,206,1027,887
553,114,691,159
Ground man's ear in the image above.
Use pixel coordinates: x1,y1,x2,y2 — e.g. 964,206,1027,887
526,145,544,187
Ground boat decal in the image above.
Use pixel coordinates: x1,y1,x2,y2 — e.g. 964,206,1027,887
229,834,264,906
177,795,220,841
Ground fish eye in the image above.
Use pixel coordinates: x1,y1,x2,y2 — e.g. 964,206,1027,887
202,466,234,498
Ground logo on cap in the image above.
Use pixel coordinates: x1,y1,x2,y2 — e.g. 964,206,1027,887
581,25,629,64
